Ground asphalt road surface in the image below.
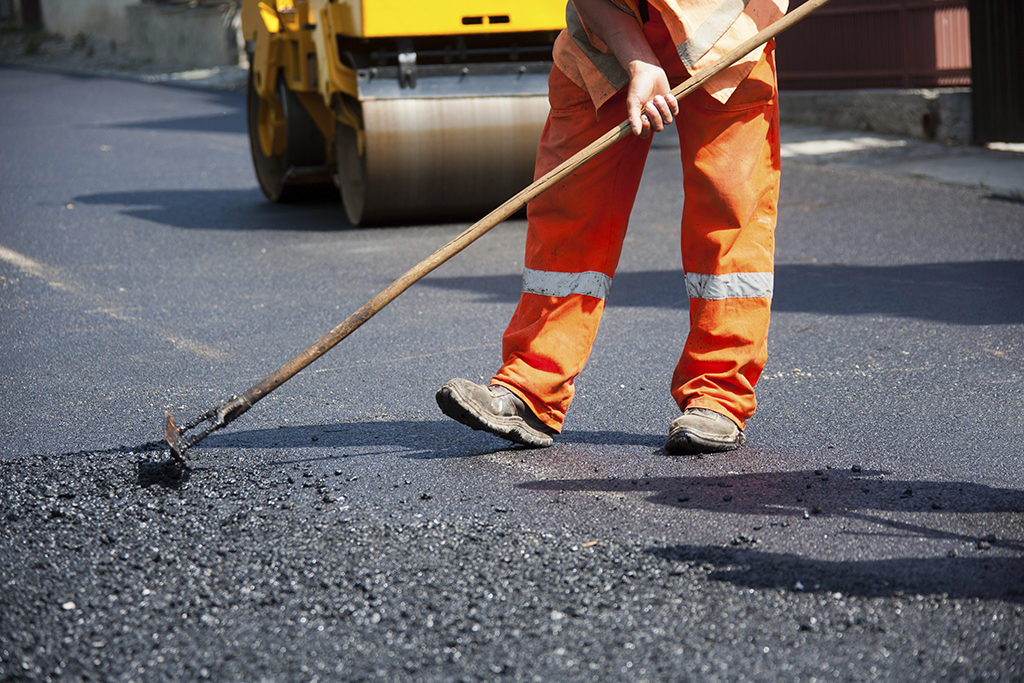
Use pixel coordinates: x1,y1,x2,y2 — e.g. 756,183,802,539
1,66,1022,681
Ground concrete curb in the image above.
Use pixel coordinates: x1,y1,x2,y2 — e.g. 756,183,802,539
135,64,247,91
780,88,973,147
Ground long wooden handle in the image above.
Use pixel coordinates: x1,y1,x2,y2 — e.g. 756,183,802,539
231,0,831,417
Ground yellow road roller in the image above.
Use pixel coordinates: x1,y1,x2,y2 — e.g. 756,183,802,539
241,1,565,225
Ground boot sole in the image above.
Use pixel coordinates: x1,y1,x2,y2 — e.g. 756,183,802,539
436,383,553,448
665,428,745,455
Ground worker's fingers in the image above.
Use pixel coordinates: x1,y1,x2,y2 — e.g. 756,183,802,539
624,60,671,137
653,93,677,124
639,113,652,138
629,104,645,136
642,101,666,133
667,91,680,116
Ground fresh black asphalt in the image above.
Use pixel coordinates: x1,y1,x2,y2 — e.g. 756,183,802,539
1,66,1022,680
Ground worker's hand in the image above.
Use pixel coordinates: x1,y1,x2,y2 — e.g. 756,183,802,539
626,60,678,137
571,0,676,137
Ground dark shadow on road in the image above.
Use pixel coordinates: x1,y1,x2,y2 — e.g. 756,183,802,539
73,188,355,231
772,261,1024,325
520,469,1024,522
647,544,1024,602
197,420,498,461
70,188,484,231
985,192,1024,206
88,75,244,132
101,110,244,135
42,422,656,475
523,469,1024,600
192,420,658,462
422,261,1024,325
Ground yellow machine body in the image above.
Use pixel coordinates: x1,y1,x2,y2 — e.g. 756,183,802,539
241,0,565,225
325,1,564,37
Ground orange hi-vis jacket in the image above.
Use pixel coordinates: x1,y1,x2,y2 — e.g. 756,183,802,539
491,2,785,433
555,0,788,108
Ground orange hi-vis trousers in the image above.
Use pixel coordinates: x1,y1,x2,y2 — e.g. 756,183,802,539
491,14,781,433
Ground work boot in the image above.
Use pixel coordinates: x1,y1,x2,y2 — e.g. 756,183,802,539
665,408,745,455
436,378,555,448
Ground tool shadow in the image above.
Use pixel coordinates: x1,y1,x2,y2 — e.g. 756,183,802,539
194,420,658,463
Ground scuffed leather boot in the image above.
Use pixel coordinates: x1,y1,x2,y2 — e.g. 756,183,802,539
665,408,745,455
436,378,556,448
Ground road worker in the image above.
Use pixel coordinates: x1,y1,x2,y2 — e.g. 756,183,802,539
437,0,787,454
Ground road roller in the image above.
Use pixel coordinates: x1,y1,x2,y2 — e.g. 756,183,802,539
241,0,565,225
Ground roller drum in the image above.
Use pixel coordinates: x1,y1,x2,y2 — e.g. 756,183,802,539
338,96,549,225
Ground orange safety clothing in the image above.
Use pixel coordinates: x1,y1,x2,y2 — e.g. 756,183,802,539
491,6,781,432
555,0,787,108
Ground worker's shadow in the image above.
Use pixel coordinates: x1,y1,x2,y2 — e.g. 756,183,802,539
647,543,1024,602
520,470,1024,601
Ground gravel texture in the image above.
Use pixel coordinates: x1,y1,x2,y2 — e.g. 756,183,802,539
3,447,1022,681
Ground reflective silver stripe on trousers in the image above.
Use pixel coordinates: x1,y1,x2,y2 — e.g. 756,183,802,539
685,271,773,300
677,0,752,68
522,267,613,300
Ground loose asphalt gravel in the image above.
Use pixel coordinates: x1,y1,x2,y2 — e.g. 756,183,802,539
3,446,1022,681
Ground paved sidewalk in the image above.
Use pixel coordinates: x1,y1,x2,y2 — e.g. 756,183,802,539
779,125,1024,198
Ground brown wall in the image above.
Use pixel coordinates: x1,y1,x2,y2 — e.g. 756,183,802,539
776,0,971,90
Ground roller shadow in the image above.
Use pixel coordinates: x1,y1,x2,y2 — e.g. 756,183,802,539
72,188,353,231
70,187,491,231
101,109,244,135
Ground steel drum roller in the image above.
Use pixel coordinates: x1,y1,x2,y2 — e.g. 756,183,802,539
339,96,549,224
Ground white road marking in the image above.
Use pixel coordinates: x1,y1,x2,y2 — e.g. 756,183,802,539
0,243,228,360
